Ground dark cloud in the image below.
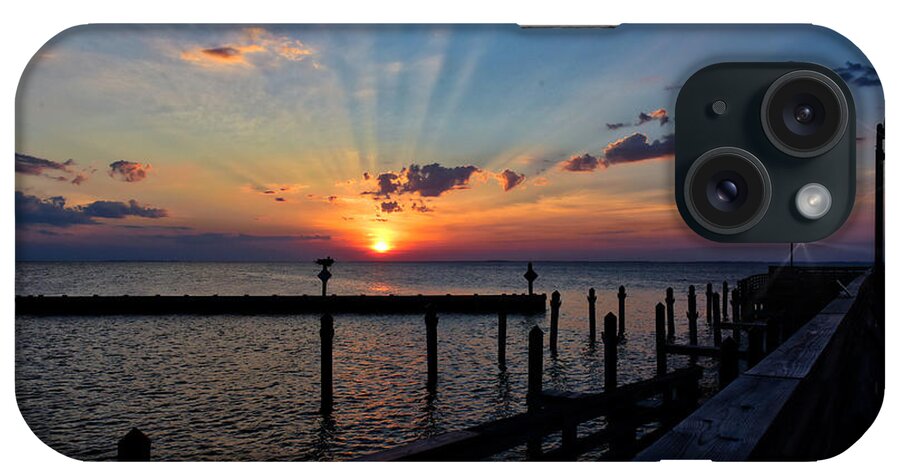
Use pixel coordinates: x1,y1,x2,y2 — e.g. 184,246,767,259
15,152,89,185
150,232,330,246
834,61,880,87
561,153,602,172
606,123,627,130
202,47,241,59
109,160,152,182
81,200,167,219
15,192,96,227
15,192,168,227
403,163,480,197
603,133,675,165
364,163,481,198
497,169,526,191
636,108,670,126
116,224,193,231
411,202,433,213
380,201,402,213
275,197,287,202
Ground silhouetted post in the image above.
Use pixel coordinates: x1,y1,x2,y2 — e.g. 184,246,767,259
527,326,543,413
765,319,781,354
526,325,544,459
731,288,741,344
706,282,713,324
497,310,507,368
425,306,439,390
320,313,334,414
687,285,698,346
712,292,722,347
587,288,597,343
748,327,764,367
617,285,627,339
722,281,729,321
603,313,618,391
665,287,676,341
315,257,334,297
524,262,539,296
719,337,739,390
549,291,561,356
117,428,150,461
655,303,667,376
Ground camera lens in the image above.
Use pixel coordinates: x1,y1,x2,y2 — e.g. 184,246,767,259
684,147,771,235
761,70,849,158
793,104,815,124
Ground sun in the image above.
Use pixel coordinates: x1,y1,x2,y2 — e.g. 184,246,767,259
372,240,391,253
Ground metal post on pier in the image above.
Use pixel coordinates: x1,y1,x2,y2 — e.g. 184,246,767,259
320,313,334,414
315,257,334,297
497,310,507,369
603,312,618,391
117,428,151,461
587,288,597,343
665,287,676,341
524,262,538,296
712,292,723,347
549,291,561,356
687,285,698,346
655,303,667,376
425,306,439,391
617,285,627,339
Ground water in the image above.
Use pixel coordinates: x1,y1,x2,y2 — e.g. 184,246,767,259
15,261,769,461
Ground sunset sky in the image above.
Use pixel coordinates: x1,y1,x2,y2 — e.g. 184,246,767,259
15,25,883,261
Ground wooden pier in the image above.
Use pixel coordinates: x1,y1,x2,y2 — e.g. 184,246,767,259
15,293,547,316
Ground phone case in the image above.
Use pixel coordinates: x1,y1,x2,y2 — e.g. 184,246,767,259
14,24,884,461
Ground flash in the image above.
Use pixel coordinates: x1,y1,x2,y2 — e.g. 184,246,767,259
795,183,832,220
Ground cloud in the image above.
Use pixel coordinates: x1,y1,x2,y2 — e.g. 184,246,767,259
15,152,90,185
109,160,152,182
636,108,670,126
603,133,675,165
364,163,481,198
275,197,287,202
15,192,168,227
180,28,314,68
561,153,602,172
497,169,526,191
380,201,403,213
411,201,433,213
834,61,881,87
606,123,627,130
149,232,330,246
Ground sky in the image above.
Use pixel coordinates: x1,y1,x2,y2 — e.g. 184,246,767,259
14,24,884,261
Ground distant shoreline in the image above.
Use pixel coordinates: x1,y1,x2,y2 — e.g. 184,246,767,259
15,259,873,265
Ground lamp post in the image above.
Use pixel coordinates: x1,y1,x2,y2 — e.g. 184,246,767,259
316,257,335,296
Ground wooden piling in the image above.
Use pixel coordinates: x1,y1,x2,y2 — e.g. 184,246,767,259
527,326,544,413
731,288,741,344
655,303,667,376
712,292,722,347
603,312,618,391
320,313,334,414
117,428,151,461
549,291,561,356
706,282,713,324
687,285,698,346
719,337,739,390
497,310,507,368
617,285,627,338
722,281,729,321
425,306,439,390
748,327,764,367
665,287,676,341
587,288,597,343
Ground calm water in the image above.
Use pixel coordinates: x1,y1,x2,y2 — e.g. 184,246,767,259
15,261,768,461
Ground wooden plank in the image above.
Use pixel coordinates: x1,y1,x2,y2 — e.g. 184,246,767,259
746,314,842,379
634,375,799,461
